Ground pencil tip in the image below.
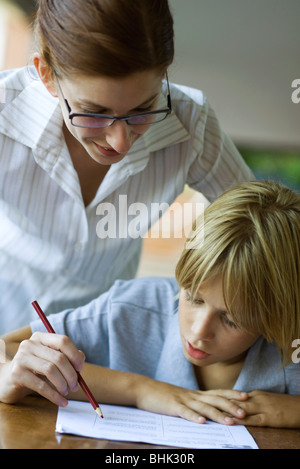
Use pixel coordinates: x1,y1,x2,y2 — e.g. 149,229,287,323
95,407,104,419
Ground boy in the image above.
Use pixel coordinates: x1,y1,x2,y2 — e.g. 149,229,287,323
1,181,299,427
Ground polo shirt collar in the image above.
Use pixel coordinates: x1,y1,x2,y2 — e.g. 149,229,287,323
154,313,199,390
155,320,286,393
233,337,285,393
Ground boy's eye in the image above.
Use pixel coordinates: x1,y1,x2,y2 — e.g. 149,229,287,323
185,291,204,305
221,313,238,329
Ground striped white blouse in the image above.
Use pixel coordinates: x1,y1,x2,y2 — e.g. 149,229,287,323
0,67,253,333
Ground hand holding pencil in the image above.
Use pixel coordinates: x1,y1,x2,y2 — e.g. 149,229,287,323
31,301,103,419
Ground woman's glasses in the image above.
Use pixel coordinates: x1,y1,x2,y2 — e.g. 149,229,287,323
54,72,172,129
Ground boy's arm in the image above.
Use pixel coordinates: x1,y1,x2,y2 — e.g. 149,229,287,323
2,329,300,428
0,327,248,425
69,361,249,425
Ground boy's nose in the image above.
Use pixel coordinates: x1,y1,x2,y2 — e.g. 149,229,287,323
191,313,215,342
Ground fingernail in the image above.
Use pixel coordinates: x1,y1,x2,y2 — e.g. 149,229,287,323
225,416,233,423
237,408,244,416
72,383,79,392
76,362,83,372
198,416,206,424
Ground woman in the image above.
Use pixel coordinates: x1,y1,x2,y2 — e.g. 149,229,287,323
0,0,253,333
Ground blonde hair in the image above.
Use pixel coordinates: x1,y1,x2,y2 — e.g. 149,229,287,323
175,180,300,364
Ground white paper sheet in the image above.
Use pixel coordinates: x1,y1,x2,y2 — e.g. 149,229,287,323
56,400,258,449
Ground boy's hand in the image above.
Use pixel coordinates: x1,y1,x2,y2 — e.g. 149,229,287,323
135,379,249,425
231,390,300,428
0,332,85,406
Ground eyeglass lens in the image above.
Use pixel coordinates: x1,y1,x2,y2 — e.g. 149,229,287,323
71,111,170,128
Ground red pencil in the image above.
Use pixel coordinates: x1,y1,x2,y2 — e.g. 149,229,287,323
31,300,103,419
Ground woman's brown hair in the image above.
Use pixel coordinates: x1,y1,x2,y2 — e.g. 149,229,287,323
34,0,174,78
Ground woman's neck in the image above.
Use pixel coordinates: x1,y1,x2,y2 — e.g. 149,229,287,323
63,125,110,206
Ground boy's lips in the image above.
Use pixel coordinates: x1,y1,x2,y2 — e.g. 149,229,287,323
185,340,211,360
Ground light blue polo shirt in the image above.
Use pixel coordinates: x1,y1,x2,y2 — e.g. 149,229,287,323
30,277,300,394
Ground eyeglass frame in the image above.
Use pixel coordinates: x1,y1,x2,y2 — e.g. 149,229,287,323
53,71,172,129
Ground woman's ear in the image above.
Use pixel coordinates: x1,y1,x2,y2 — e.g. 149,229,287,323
32,53,58,97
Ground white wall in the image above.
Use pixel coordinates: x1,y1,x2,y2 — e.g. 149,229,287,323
169,0,300,149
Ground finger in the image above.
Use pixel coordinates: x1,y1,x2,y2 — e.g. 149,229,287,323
30,332,85,372
12,343,77,395
189,400,235,425
17,341,78,395
207,389,249,401
174,395,240,425
231,414,265,426
197,394,247,421
231,399,258,414
18,339,80,393
10,356,69,407
175,403,207,424
25,372,69,407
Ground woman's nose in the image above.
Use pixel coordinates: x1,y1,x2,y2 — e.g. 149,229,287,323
105,120,134,154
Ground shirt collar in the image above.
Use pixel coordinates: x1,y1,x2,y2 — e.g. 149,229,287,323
142,92,191,152
0,70,191,205
0,73,61,151
100,90,191,191
233,336,285,393
155,319,286,393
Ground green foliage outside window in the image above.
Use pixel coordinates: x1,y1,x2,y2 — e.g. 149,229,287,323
240,148,300,191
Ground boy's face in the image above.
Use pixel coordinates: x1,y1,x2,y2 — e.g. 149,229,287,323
178,276,258,368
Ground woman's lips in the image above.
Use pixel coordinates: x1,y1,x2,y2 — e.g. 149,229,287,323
94,142,121,157
185,340,211,360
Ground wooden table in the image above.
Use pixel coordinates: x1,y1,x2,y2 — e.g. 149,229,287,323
0,396,299,449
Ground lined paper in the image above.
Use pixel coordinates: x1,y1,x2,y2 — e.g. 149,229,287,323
56,400,258,449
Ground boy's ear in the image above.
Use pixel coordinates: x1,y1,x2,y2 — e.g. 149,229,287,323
32,53,58,98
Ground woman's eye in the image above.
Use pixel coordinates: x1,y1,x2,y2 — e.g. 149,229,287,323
135,105,154,113
83,109,105,115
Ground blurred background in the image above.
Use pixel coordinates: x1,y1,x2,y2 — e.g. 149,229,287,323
1,0,300,277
